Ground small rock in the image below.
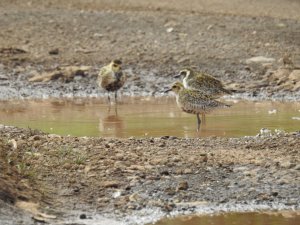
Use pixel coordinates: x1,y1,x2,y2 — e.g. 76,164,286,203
183,168,192,174
280,161,295,169
294,164,300,170
289,70,300,82
127,204,137,210
207,24,214,30
258,193,271,201
63,162,73,169
79,214,87,219
160,136,170,140
172,156,181,162
246,56,275,64
201,155,208,163
277,23,286,28
113,190,122,198
278,179,288,185
28,135,41,141
268,109,277,114
93,33,104,38
165,187,176,196
0,75,9,80
49,48,59,55
158,142,166,147
166,27,174,33
163,203,175,212
102,181,120,188
129,165,145,171
219,198,228,203
8,139,17,150
259,128,272,136
97,197,110,203
129,193,141,202
285,199,297,206
177,181,189,191
160,169,169,176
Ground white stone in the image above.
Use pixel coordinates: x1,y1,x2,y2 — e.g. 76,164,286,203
268,109,277,114
166,27,174,33
246,56,275,64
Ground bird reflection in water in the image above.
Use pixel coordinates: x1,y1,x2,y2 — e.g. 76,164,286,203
98,104,124,137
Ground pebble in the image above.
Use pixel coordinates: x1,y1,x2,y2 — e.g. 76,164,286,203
158,142,166,147
278,179,288,185
177,181,189,191
246,56,275,64
8,139,17,150
183,168,192,174
0,75,8,80
166,27,174,33
79,214,87,219
294,164,300,170
280,161,296,169
102,181,120,188
49,48,59,55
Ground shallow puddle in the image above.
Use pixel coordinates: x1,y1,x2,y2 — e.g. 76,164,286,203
0,98,299,138
153,211,300,225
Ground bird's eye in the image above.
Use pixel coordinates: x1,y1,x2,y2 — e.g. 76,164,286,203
113,64,117,67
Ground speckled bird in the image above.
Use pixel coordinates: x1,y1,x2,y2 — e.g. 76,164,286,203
166,82,230,131
174,68,231,96
98,60,126,103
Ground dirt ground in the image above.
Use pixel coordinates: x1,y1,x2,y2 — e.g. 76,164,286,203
0,0,300,100
1,126,299,224
0,0,300,224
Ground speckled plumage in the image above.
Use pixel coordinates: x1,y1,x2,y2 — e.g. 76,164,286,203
168,82,230,131
177,68,231,96
98,60,126,102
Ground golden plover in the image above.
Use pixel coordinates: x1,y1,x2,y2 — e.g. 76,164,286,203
174,68,231,96
166,82,230,131
98,60,126,103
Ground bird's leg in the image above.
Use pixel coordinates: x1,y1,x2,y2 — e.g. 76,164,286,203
196,113,201,132
201,113,206,125
114,104,118,116
107,93,111,104
114,91,118,104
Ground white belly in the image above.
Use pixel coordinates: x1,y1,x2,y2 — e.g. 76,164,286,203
183,77,188,88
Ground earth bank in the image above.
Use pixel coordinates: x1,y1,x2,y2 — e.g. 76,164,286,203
0,125,299,224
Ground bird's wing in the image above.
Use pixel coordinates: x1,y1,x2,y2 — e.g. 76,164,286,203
98,67,115,87
197,73,223,87
179,90,229,112
120,72,127,85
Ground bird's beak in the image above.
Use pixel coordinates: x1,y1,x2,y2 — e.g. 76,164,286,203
164,88,172,93
173,73,181,78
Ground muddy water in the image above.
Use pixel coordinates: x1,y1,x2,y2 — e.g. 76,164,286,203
0,98,299,138
153,211,300,225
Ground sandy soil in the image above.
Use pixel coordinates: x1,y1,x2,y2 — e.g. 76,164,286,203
0,0,300,224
